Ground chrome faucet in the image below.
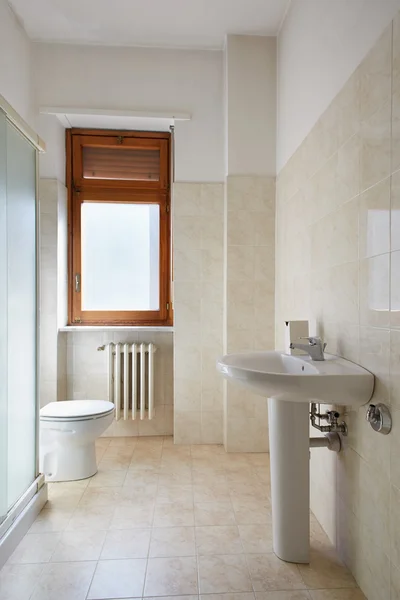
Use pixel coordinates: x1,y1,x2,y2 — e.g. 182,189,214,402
289,336,327,361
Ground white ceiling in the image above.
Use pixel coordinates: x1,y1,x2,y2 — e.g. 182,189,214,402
9,0,289,49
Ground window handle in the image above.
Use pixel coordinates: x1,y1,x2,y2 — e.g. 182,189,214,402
75,273,81,293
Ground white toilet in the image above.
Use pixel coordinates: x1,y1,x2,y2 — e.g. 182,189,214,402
40,400,115,482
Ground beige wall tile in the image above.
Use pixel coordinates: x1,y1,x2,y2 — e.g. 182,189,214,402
276,17,400,599
392,172,400,251
391,250,400,328
359,254,390,327
394,13,400,94
392,561,400,599
359,326,390,403
360,99,391,192
336,135,360,205
392,89,400,174
359,178,390,258
359,24,392,121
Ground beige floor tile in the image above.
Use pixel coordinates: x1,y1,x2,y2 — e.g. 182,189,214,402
154,502,195,527
120,484,159,503
255,592,311,600
110,503,155,529
108,436,137,447
191,444,225,456
246,453,269,466
232,498,272,525
0,437,367,600
7,533,60,564
96,437,112,448
88,470,127,487
194,502,236,526
79,486,122,507
67,505,115,531
192,472,227,487
147,597,198,600
194,483,231,503
102,444,135,458
124,471,160,487
200,594,255,600
130,454,162,467
51,530,106,561
29,508,73,533
228,481,270,500
157,484,194,503
195,525,243,555
98,454,132,470
31,561,96,600
158,469,193,486
46,487,84,509
198,554,252,593
100,528,151,558
144,556,199,596
95,448,106,462
150,526,196,557
246,553,305,592
162,435,175,447
297,550,357,589
238,524,273,554
308,591,366,599
0,564,44,600
87,558,146,599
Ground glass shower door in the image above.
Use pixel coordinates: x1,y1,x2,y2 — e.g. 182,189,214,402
0,110,7,522
0,107,38,520
6,119,37,510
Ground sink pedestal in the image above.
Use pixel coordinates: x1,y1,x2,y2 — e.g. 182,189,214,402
268,398,310,563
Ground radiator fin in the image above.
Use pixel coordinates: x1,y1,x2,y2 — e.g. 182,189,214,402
106,343,156,421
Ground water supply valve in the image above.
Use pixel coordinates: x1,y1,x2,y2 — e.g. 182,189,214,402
366,403,392,435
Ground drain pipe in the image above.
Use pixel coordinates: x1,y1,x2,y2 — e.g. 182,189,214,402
309,433,341,452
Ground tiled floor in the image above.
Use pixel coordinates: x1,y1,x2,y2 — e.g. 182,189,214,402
0,436,366,600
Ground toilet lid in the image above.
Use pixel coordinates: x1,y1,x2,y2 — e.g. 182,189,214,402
40,400,115,421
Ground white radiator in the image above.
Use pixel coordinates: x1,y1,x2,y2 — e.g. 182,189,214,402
99,343,156,421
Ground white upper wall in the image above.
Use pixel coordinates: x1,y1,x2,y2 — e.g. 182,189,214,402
226,35,276,176
277,0,400,171
32,43,224,182
0,0,33,125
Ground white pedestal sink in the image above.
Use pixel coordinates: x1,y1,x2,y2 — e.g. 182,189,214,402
217,351,374,564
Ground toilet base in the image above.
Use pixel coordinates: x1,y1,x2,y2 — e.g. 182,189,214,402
41,442,98,482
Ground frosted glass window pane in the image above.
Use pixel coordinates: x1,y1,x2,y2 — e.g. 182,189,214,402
81,203,160,311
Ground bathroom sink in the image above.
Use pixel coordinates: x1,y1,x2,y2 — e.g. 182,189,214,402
217,350,375,564
217,351,374,407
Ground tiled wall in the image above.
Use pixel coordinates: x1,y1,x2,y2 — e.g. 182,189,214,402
39,178,67,406
276,19,400,600
224,175,275,452
173,183,224,444
66,331,173,437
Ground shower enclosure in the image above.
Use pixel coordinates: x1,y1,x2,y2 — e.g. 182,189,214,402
0,96,46,564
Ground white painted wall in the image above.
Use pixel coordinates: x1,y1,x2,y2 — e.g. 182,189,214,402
32,43,224,182
37,114,66,183
226,35,276,176
0,0,33,125
277,0,400,171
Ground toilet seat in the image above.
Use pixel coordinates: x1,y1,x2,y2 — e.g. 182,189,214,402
40,400,115,422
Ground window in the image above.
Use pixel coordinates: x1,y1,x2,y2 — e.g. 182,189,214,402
66,129,172,326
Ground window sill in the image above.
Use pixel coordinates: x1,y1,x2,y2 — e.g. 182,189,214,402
59,326,174,333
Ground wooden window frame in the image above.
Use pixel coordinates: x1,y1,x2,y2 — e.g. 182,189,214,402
66,128,172,327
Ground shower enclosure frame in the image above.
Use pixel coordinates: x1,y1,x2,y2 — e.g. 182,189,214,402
0,95,47,567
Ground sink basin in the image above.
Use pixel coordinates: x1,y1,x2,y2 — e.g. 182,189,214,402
217,349,375,564
217,350,374,407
